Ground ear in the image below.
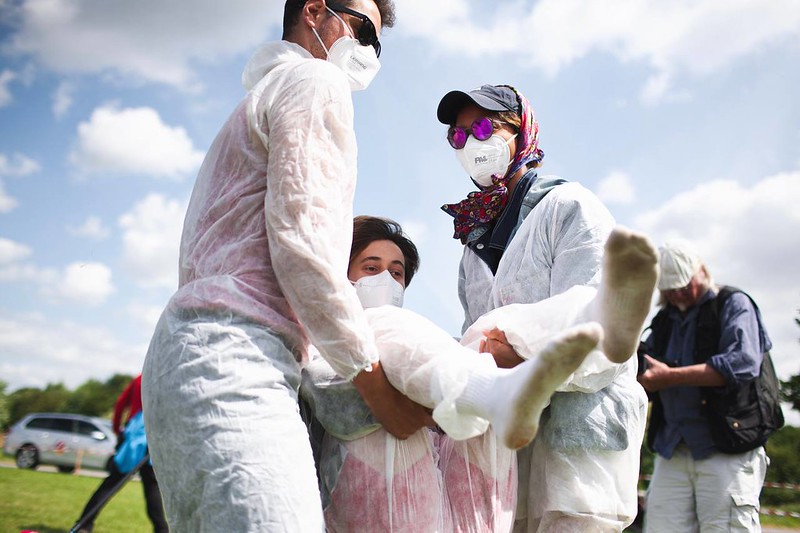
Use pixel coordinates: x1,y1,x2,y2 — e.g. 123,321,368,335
302,0,328,30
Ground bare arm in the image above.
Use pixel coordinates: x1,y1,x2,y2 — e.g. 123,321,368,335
352,363,436,439
638,354,726,392
480,327,525,368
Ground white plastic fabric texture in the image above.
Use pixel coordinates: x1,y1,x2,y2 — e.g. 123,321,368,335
143,41,380,531
143,311,323,532
458,181,646,531
173,40,378,381
318,428,516,532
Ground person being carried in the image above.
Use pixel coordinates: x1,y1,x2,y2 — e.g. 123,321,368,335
302,216,659,532
638,239,782,533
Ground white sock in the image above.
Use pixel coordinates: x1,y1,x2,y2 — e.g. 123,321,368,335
594,226,659,363
456,323,602,450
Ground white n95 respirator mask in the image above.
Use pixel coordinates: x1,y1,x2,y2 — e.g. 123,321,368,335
312,11,381,91
456,134,516,187
353,270,404,308
327,37,380,91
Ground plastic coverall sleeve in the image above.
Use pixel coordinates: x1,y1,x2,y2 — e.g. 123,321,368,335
300,349,381,441
260,60,378,380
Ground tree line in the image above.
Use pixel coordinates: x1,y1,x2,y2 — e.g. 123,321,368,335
3,370,800,494
0,374,133,431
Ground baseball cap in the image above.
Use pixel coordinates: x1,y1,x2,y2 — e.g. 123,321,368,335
658,239,703,290
437,84,520,125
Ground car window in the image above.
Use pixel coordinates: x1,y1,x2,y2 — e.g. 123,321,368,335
26,417,54,430
76,420,102,437
49,418,75,433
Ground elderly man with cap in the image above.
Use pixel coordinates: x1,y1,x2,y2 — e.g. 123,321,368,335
638,239,781,533
437,83,650,532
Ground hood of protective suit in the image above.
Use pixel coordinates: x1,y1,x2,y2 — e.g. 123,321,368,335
242,41,314,92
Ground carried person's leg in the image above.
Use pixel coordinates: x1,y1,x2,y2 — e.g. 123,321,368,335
366,305,600,449
142,311,323,533
462,226,658,367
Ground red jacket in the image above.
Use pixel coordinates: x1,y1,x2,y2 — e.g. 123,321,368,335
112,374,143,435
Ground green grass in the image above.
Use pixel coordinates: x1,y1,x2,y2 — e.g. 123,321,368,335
0,467,152,533
3,464,800,532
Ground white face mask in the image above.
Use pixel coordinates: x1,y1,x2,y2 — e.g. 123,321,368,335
312,10,381,92
456,133,517,187
352,270,404,308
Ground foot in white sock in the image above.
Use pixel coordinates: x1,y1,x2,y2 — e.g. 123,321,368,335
490,323,602,450
595,226,659,363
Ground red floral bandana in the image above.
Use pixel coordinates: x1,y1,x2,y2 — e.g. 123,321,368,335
441,177,509,243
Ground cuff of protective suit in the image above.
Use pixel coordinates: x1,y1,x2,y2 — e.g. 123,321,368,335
345,357,380,382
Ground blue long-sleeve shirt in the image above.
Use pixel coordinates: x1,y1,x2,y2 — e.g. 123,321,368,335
644,287,771,459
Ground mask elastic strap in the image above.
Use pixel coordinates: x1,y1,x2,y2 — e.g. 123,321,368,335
311,8,354,58
311,27,330,57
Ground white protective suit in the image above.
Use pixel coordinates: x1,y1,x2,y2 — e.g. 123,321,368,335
459,180,648,532
141,41,381,532
302,287,618,532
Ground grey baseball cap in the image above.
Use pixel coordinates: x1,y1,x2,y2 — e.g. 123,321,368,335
437,84,520,125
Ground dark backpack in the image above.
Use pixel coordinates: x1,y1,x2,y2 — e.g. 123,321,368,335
643,286,784,454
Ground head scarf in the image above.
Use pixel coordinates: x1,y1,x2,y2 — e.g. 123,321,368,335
441,85,544,243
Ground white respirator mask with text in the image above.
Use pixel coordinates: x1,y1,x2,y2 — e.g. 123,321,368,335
456,133,517,188
312,9,381,92
352,270,404,308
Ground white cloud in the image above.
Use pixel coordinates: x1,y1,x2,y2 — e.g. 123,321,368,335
0,69,16,107
126,301,167,334
0,180,18,213
67,215,110,240
43,261,116,306
52,80,73,118
119,193,185,289
7,0,283,90
69,104,204,179
634,171,800,381
0,311,147,391
0,238,113,305
0,237,32,264
595,170,636,205
0,152,41,176
400,0,800,103
399,219,430,247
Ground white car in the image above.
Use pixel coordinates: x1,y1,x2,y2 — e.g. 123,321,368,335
4,412,118,473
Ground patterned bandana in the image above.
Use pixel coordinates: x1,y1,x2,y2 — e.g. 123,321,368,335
441,85,544,243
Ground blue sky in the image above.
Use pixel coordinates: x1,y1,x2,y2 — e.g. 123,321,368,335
1,0,799,420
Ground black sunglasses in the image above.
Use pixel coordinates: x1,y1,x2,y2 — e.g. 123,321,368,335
328,3,381,58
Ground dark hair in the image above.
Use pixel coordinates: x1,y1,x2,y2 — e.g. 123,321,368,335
283,0,396,39
350,215,419,286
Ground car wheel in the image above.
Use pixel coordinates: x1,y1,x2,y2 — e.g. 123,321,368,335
15,444,39,469
57,465,76,474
